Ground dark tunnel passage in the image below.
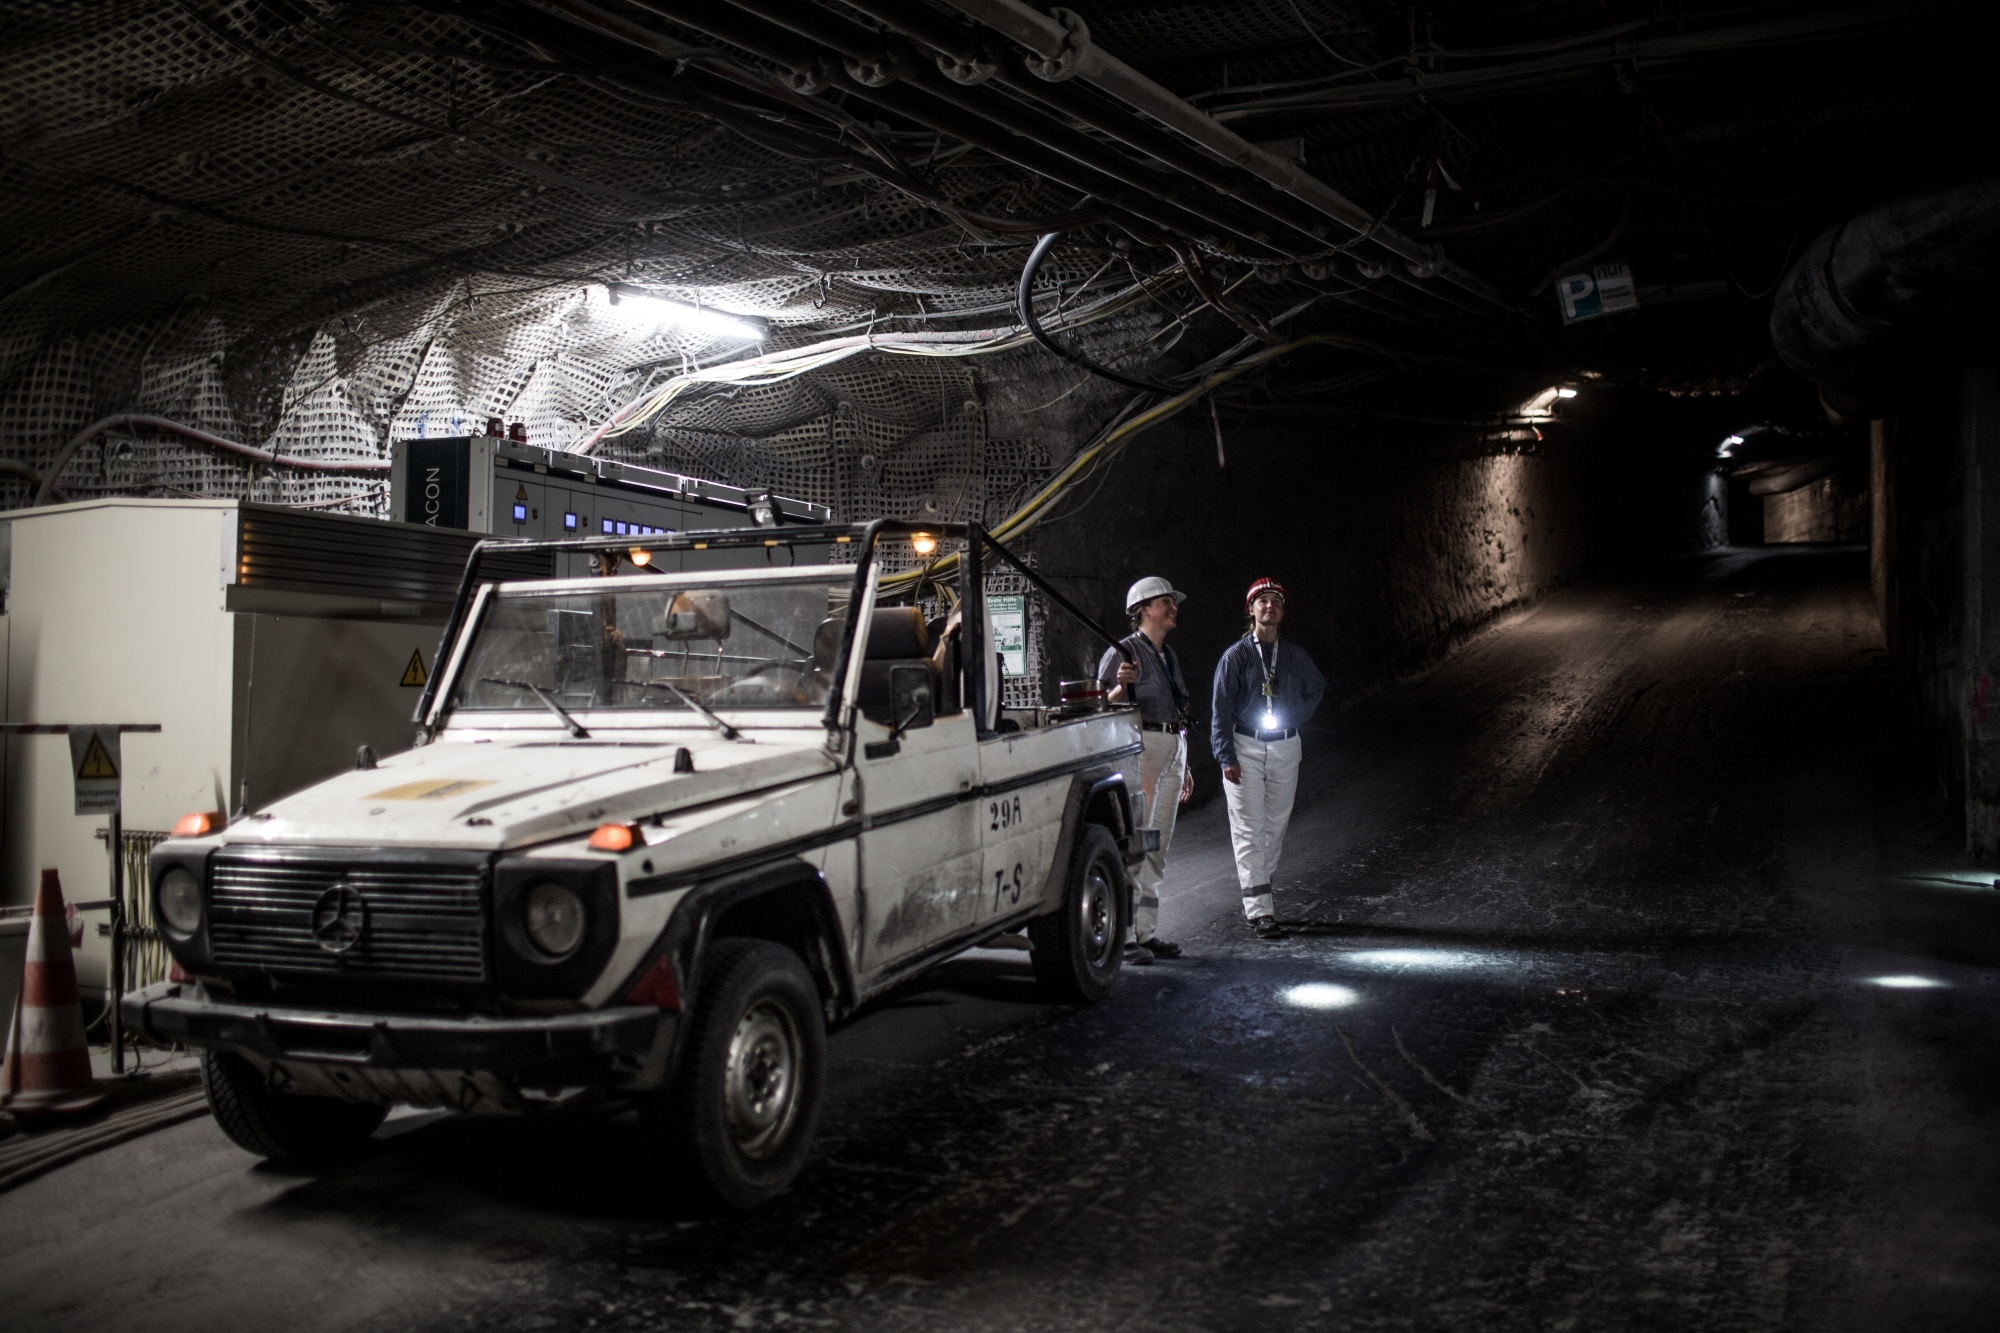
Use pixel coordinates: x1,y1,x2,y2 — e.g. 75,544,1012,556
5,3,2000,1331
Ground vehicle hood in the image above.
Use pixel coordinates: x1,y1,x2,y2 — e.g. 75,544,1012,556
217,732,839,851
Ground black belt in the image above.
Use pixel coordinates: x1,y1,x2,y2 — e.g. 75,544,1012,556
1140,722,1182,734
1235,726,1298,742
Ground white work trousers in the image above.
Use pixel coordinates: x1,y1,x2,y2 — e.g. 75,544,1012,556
1131,730,1185,943
1225,731,1302,921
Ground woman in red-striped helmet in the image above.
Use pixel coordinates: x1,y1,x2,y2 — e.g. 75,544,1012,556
1210,578,1326,939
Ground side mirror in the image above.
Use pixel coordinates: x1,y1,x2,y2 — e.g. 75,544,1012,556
656,590,731,641
890,664,934,735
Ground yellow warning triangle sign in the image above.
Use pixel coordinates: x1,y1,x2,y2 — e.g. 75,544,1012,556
78,733,119,779
400,649,429,687
515,483,530,502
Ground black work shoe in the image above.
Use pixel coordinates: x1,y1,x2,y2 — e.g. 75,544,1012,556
1121,943,1155,965
1136,937,1182,959
1252,915,1284,940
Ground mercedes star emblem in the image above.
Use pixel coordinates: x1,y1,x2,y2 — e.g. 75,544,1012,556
310,882,368,954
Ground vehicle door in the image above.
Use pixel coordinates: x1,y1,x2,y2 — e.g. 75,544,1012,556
845,609,982,973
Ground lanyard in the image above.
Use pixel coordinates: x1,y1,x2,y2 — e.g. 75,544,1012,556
1253,636,1278,701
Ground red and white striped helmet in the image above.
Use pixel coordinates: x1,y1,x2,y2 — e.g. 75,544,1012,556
1245,577,1287,606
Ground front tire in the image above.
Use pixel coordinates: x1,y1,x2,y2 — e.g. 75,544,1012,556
200,1050,388,1164
1029,823,1127,1003
645,938,826,1210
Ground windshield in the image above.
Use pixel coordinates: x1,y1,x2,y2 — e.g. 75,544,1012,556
447,578,851,715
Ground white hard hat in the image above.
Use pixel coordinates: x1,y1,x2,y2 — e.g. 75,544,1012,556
1125,576,1187,612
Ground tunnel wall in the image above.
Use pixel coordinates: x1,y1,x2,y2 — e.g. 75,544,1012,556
1764,468,1871,542
1871,364,2000,847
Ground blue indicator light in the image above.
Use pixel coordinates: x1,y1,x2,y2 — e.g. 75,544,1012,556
511,503,527,523
563,512,578,531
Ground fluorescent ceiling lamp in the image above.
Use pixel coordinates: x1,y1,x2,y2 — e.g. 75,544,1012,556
607,283,766,343
1556,387,1578,398
1280,982,1360,1010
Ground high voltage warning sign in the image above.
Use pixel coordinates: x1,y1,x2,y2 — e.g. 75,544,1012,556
400,649,429,687
77,734,118,778
68,726,122,814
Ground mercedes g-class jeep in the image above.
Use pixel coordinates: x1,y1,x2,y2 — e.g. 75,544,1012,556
125,520,1147,1207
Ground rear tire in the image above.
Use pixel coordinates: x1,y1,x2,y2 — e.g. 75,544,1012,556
200,1050,388,1164
1029,823,1127,1003
644,938,826,1210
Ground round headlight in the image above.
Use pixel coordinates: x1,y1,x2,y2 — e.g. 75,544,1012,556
158,867,203,938
522,882,585,957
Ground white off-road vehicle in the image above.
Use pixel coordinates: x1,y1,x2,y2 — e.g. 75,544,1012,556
126,521,1148,1207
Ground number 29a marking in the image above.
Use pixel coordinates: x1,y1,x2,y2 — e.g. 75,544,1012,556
989,795,1022,831
992,862,1024,908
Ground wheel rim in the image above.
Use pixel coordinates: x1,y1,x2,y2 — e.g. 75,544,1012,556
1078,862,1117,972
722,998,803,1159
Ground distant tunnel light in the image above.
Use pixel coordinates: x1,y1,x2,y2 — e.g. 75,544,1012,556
1556,387,1578,398
607,283,766,342
1281,982,1360,1010
1865,974,1949,989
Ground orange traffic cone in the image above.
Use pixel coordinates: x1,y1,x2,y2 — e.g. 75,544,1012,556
1,869,107,1118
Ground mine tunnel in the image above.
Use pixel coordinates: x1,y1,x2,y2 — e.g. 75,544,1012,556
1,2,1997,1330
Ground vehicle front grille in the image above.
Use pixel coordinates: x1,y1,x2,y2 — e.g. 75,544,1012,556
209,849,489,986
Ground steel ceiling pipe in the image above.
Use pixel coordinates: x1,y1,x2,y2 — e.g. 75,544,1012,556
933,0,1527,317
835,0,1347,255
818,0,1489,332
614,0,1278,251
542,0,1224,246
704,0,1300,257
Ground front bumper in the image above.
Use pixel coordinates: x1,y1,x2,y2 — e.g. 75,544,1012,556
124,981,671,1088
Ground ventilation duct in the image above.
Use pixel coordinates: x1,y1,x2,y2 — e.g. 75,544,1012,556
1769,178,2000,412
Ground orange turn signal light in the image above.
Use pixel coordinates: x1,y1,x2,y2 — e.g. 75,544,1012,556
588,822,638,851
172,810,224,837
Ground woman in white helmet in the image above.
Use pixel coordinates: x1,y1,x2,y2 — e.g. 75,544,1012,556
1095,576,1193,962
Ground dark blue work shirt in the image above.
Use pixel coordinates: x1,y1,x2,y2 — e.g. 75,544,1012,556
1210,635,1327,766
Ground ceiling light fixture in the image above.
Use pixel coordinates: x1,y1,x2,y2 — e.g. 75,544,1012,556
606,283,766,343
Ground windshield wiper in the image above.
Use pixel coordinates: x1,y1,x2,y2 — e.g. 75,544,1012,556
481,678,590,738
627,678,744,741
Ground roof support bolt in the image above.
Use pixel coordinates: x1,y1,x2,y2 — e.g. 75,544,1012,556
844,51,898,87
936,51,996,85
781,60,835,94
1024,8,1091,82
